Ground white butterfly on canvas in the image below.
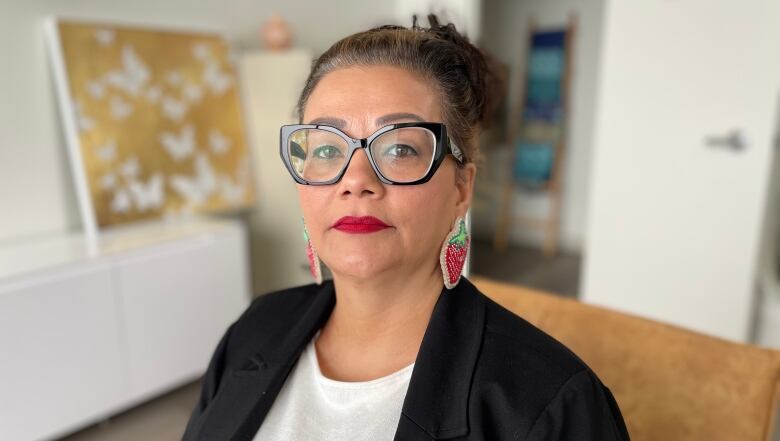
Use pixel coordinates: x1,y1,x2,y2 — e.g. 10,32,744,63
73,100,95,132
219,176,247,204
159,124,196,162
183,82,204,104
104,44,150,97
203,60,233,95
166,71,183,88
95,139,117,163
119,155,141,179
219,156,252,205
87,79,106,100
110,95,133,120
161,95,188,121
192,42,211,62
110,187,132,214
94,29,115,47
145,85,162,104
99,173,117,190
170,153,218,206
127,173,165,212
209,129,232,155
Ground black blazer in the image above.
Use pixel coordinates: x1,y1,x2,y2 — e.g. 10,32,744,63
182,277,630,440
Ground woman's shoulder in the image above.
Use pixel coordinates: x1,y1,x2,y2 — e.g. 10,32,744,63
478,290,591,379
466,283,628,439
455,278,589,378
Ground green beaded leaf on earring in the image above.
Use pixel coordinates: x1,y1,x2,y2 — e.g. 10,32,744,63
448,219,468,249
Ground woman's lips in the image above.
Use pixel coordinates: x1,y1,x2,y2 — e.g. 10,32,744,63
332,216,391,233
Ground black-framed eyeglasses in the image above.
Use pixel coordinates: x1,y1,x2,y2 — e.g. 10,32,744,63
279,122,465,185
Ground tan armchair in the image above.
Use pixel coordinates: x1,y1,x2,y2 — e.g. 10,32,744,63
471,276,780,441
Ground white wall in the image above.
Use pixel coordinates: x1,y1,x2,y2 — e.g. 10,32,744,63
0,0,397,243
476,0,605,253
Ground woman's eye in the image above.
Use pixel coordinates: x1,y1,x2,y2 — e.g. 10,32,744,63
384,144,418,158
312,145,342,159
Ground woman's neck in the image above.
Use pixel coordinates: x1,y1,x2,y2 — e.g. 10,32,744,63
314,266,443,382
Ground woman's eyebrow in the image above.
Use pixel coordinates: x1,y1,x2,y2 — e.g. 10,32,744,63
375,112,425,125
306,117,347,128
306,112,425,128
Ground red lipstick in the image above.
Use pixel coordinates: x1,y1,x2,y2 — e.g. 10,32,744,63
332,216,391,233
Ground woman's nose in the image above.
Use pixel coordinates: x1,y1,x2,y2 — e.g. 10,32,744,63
337,148,383,198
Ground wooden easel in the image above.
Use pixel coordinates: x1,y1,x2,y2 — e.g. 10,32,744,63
493,15,577,258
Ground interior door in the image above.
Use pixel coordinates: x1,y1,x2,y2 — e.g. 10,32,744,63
582,0,780,342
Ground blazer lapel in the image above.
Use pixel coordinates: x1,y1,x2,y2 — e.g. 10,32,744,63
195,281,336,441
395,277,486,440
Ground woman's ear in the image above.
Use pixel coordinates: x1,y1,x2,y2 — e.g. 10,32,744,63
454,163,477,215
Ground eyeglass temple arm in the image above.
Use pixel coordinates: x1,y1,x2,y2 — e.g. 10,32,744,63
449,139,465,163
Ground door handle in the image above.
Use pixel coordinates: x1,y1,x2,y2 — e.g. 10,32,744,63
705,129,748,151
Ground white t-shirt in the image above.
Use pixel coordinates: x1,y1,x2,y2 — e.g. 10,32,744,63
253,335,415,441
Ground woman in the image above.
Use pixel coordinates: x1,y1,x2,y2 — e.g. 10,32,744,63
183,15,630,441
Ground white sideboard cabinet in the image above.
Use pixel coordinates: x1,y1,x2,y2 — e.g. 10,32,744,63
0,218,250,441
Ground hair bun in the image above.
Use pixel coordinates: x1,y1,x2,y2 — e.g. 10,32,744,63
413,14,505,129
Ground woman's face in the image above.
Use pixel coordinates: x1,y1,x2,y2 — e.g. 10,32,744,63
299,65,475,283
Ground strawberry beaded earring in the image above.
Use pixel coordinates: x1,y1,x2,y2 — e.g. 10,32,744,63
440,216,469,289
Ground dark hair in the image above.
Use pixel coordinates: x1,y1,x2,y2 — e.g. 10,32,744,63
295,14,504,166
